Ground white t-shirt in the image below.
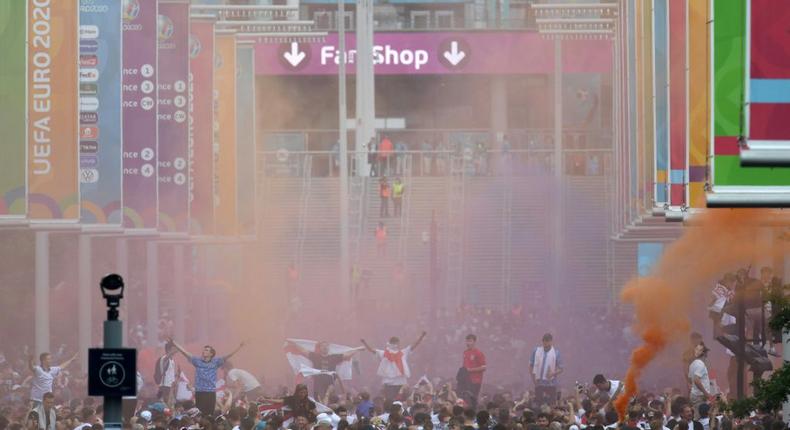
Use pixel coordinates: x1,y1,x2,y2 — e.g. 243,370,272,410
159,356,177,387
31,366,61,402
607,379,622,399
176,371,194,402
689,359,710,398
375,346,412,386
227,368,261,392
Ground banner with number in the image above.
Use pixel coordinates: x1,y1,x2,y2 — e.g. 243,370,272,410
215,33,237,235
28,0,80,220
157,0,190,233
0,2,27,216
236,43,256,236
189,18,214,235
79,0,123,224
122,0,159,229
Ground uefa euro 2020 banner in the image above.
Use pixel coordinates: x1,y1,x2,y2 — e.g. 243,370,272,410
0,2,27,216
28,0,80,220
122,0,159,230
158,0,190,233
79,0,123,225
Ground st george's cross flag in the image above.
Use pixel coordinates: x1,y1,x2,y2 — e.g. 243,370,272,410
284,338,360,381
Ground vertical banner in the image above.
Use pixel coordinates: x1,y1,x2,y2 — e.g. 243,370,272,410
189,18,214,235
79,0,122,224
236,42,256,236
653,0,669,204
122,0,159,229
748,0,790,141
215,33,237,235
641,2,655,209
637,2,657,207
668,0,686,206
28,0,80,220
627,0,638,212
0,2,27,216
710,0,790,188
157,0,189,233
688,0,709,207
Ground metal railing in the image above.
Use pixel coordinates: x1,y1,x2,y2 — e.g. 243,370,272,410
257,148,612,178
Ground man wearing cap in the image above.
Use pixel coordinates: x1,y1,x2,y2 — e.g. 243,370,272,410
361,331,427,402
688,342,713,409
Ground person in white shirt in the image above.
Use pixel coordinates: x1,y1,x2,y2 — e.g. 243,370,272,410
361,331,427,402
28,352,77,407
155,342,179,405
688,342,713,408
592,374,624,412
226,368,263,398
30,392,57,430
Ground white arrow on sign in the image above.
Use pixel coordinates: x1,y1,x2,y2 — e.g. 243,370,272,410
283,42,306,67
443,41,466,66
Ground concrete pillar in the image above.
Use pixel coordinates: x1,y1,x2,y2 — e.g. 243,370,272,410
78,235,92,370
490,76,508,148
34,231,50,356
116,238,129,339
173,244,186,341
146,241,159,347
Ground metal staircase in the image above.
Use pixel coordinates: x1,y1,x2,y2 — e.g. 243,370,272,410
445,152,466,307
294,154,313,274
397,154,414,260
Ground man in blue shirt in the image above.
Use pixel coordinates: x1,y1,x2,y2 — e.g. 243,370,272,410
169,338,245,417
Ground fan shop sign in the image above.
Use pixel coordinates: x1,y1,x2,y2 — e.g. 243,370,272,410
253,31,612,76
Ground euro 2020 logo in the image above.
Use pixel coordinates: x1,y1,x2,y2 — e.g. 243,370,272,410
157,14,174,41
122,0,140,22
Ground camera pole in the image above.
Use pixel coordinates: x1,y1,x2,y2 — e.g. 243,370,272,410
102,274,125,429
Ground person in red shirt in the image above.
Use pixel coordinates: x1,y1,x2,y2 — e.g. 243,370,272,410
460,334,486,408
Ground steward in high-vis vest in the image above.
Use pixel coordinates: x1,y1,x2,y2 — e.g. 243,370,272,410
392,178,405,217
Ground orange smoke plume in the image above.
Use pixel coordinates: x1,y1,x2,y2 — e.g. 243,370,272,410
615,209,784,420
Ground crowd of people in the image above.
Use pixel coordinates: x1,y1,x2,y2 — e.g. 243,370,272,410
1,326,785,430
0,270,787,430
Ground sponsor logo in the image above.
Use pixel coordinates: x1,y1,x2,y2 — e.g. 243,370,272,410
80,96,100,112
80,155,99,168
80,141,99,154
80,126,99,140
81,112,98,124
157,14,174,41
80,40,99,54
81,168,100,184
80,25,99,39
189,34,202,59
80,55,98,67
122,0,140,22
80,83,98,95
80,69,99,83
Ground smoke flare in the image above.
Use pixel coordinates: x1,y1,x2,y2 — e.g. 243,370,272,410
615,209,783,420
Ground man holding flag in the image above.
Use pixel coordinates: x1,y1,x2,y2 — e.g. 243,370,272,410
361,331,427,402
284,339,364,398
